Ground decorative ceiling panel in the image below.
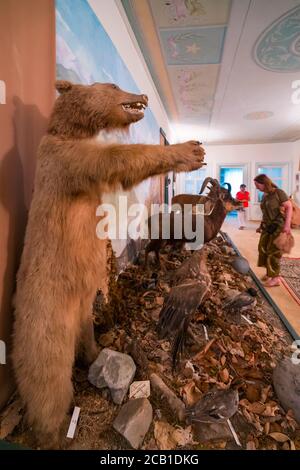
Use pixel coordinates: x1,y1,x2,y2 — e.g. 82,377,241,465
159,26,226,65
253,5,300,73
169,64,219,118
149,0,231,27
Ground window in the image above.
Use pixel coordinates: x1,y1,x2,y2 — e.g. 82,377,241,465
256,165,285,202
184,168,207,194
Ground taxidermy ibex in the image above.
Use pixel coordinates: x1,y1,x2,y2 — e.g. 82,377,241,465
145,178,242,265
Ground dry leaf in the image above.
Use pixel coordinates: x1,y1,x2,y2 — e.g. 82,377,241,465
207,355,219,367
256,320,269,333
230,347,245,358
220,355,226,366
154,421,177,450
246,440,256,450
246,384,261,403
219,368,229,383
247,402,266,415
261,386,271,403
269,432,290,443
264,422,270,435
290,440,296,450
180,381,202,406
262,404,279,417
173,426,196,447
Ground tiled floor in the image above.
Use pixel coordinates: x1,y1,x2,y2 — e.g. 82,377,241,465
223,217,300,337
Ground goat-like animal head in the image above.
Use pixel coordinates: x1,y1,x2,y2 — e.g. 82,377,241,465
219,183,243,212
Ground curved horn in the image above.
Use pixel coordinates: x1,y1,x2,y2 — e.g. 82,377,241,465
199,177,217,195
222,182,232,193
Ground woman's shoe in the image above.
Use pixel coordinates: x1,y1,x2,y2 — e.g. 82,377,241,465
264,277,280,287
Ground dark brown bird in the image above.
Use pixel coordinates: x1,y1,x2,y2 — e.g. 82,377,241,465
223,288,257,313
185,389,239,424
157,248,211,368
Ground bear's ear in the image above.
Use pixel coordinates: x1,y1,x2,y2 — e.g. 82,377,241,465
55,80,73,94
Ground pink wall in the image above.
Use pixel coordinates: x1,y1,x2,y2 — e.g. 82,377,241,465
0,0,55,409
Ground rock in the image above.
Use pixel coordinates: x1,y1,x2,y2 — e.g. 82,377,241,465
88,348,136,404
272,357,300,423
113,398,153,449
231,256,250,275
150,373,186,422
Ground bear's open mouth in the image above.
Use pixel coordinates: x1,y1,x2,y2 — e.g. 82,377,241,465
122,102,147,115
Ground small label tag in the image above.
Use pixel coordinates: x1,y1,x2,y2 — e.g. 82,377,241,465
66,406,80,439
129,381,150,399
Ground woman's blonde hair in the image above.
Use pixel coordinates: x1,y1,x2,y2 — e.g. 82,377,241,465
254,174,277,193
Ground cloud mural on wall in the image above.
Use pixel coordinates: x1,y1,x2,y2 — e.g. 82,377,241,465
55,0,161,263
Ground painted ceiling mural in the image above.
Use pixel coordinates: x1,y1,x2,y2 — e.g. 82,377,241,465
149,0,232,27
253,5,300,73
122,0,231,127
122,0,300,143
170,64,219,122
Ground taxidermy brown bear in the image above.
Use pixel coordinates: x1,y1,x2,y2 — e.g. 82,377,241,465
12,80,205,446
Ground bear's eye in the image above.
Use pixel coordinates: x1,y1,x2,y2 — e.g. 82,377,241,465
110,84,119,90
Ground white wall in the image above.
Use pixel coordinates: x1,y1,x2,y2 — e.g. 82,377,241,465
293,139,300,173
292,139,300,205
88,0,173,142
177,141,295,221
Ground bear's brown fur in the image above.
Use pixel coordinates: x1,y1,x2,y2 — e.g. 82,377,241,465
12,81,205,446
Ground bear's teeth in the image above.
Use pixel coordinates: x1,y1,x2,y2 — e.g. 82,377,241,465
122,104,145,114
123,102,146,110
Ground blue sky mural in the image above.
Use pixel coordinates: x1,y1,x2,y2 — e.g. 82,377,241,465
55,0,161,262
55,0,159,144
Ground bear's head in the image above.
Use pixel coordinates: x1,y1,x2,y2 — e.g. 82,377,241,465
48,81,148,138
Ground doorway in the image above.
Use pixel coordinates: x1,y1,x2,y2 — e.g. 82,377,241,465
218,165,248,221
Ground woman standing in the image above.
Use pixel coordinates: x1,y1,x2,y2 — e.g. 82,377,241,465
254,174,292,287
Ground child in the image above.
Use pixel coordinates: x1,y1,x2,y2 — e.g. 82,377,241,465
236,184,250,230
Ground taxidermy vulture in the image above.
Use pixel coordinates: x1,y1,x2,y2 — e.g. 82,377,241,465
157,248,211,368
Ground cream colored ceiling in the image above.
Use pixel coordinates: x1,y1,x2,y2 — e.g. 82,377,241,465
121,0,300,144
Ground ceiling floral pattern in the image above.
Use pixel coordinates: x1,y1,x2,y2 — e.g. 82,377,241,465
254,5,300,72
149,0,231,27
160,27,227,65
170,65,219,119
